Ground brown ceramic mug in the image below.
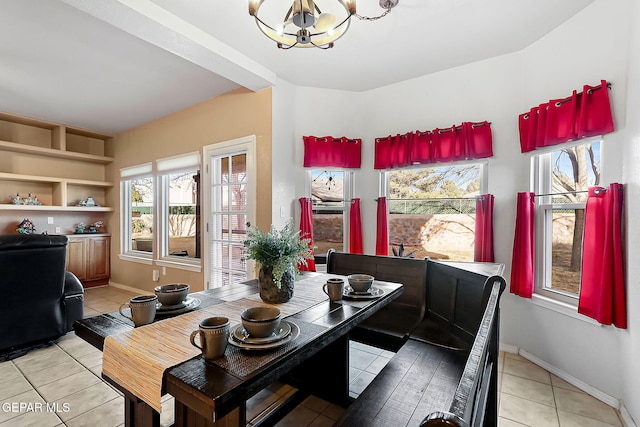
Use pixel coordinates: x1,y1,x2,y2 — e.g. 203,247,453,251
190,317,230,360
323,278,344,302
119,294,157,327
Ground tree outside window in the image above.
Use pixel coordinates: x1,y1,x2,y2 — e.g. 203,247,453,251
538,141,601,298
311,170,347,254
388,164,482,260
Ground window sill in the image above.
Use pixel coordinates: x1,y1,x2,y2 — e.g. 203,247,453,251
155,258,202,273
530,293,602,326
118,253,154,265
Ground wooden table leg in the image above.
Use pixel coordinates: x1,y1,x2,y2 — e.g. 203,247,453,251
286,334,351,406
174,400,244,427
123,393,160,427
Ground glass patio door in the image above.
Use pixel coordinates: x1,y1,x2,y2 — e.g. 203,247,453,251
207,150,250,288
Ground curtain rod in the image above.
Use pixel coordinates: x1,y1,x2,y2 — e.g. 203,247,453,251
533,189,602,197
375,196,488,201
415,122,492,137
526,82,613,112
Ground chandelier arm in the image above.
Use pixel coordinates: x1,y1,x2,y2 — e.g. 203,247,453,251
284,6,293,21
278,42,299,49
309,40,333,49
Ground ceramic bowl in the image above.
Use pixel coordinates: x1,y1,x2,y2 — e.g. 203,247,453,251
241,306,281,338
154,283,190,306
348,274,374,293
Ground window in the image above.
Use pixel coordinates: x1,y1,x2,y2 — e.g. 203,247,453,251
121,163,153,259
120,153,201,271
157,153,200,265
533,139,601,303
309,170,352,255
386,163,486,260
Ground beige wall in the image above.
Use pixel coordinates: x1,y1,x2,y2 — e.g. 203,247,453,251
108,87,272,293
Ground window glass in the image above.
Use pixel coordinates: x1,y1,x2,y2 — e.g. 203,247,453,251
537,141,600,298
311,170,347,254
167,170,199,258
388,164,482,260
131,176,154,253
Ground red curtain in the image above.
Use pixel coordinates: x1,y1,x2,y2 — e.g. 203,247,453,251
349,198,363,254
578,184,626,328
475,194,495,262
518,80,613,152
376,197,389,256
577,81,615,138
510,192,535,298
298,197,316,272
303,136,362,168
374,121,492,169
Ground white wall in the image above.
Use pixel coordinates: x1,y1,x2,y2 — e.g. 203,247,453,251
621,0,640,422
286,0,638,421
505,0,632,409
271,78,298,229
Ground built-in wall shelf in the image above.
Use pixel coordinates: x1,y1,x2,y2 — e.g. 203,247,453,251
0,140,113,164
0,110,114,216
0,204,114,212
0,172,112,188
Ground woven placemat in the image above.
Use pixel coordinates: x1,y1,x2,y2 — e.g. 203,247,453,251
211,319,328,377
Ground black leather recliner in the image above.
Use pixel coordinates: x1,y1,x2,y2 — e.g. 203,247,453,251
0,234,84,358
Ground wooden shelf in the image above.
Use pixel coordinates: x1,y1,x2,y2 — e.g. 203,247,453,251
0,110,115,217
0,172,113,187
0,140,113,164
0,204,113,212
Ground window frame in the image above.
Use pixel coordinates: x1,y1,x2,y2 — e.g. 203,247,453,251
156,153,201,271
119,153,202,272
120,163,154,264
381,160,488,260
306,169,354,253
532,137,602,305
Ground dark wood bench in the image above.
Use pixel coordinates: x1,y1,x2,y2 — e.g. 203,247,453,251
326,249,428,351
336,275,506,427
326,251,504,352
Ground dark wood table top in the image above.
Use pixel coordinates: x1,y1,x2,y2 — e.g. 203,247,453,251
76,273,403,424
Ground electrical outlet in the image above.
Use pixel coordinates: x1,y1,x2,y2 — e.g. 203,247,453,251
47,217,54,224
162,267,167,275
152,270,160,282
55,227,61,234
280,207,285,218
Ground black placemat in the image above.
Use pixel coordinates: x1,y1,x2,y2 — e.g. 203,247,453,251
211,319,328,377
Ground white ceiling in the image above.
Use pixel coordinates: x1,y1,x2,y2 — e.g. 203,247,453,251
0,0,595,135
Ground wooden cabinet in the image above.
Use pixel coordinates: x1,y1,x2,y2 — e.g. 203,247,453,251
67,235,110,288
0,111,114,212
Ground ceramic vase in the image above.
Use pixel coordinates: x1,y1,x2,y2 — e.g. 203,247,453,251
258,266,294,303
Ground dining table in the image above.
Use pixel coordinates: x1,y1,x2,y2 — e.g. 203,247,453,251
80,272,403,427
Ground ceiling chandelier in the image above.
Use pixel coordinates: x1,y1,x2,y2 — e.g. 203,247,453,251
248,0,399,49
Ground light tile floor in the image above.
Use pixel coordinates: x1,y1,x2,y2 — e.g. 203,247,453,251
0,286,624,426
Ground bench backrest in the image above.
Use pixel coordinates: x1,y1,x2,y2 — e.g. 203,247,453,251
424,260,504,347
326,250,428,320
420,275,506,427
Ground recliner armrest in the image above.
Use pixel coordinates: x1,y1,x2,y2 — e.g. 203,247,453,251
64,272,84,297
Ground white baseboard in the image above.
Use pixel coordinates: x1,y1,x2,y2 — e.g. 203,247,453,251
499,342,631,418
517,349,620,410
499,343,519,354
621,403,638,427
107,281,149,296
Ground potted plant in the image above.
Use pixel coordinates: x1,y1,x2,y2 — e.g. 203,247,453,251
244,220,313,303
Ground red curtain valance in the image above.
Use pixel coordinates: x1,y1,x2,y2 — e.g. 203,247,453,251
518,80,614,153
303,136,362,168
374,121,493,170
